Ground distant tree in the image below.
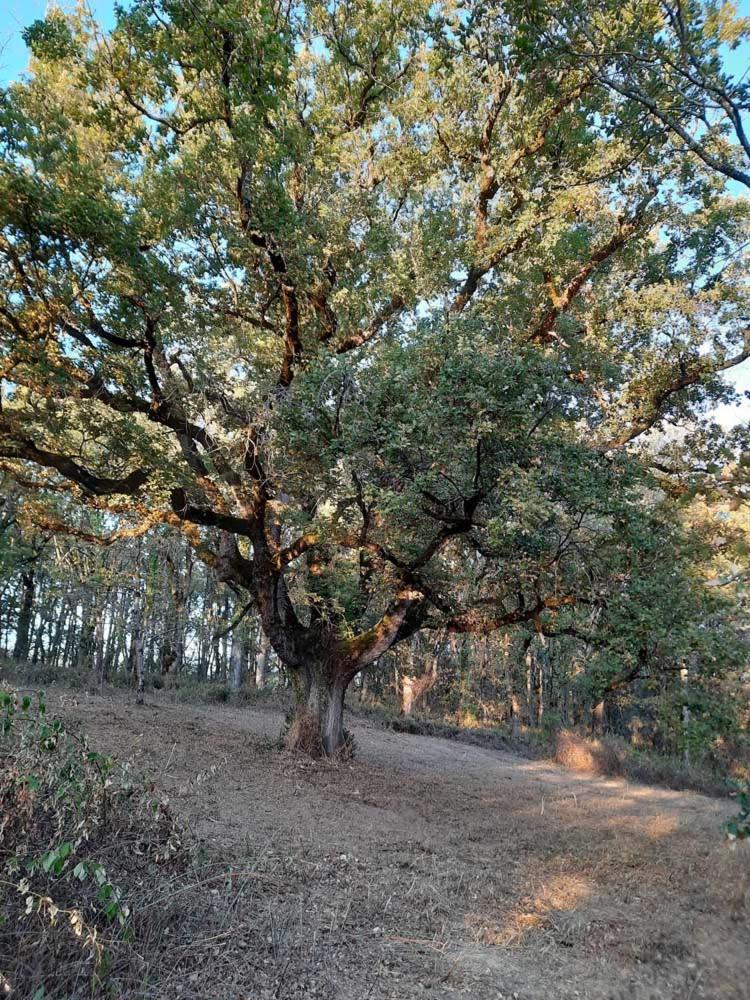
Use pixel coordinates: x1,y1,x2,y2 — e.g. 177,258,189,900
1,1,749,753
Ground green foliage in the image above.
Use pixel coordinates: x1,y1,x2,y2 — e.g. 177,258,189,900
726,783,750,841
0,687,185,995
22,14,79,62
0,0,749,754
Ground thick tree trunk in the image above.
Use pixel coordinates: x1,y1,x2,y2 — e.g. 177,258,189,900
285,661,349,757
246,529,423,758
319,676,347,757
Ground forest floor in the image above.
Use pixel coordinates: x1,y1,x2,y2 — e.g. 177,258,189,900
44,687,749,1000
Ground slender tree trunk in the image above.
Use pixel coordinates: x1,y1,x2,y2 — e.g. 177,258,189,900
681,660,692,764
242,628,253,686
196,603,208,680
399,637,439,716
536,632,547,726
230,629,244,691
103,595,121,679
210,596,222,681
54,601,67,669
146,620,157,677
132,593,145,705
592,699,606,735
400,638,418,715
255,635,271,688
523,636,534,726
77,590,95,671
0,582,10,656
219,594,230,682
161,595,177,675
93,590,109,681
30,584,49,664
172,584,187,675
174,548,192,675
502,633,521,738
55,600,78,670
42,597,62,666
13,570,35,662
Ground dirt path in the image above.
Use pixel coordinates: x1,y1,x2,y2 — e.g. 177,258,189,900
48,689,750,1000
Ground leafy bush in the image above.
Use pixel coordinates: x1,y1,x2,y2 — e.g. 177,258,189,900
554,729,732,796
206,684,231,703
0,687,186,998
726,783,750,841
0,659,95,691
233,684,285,707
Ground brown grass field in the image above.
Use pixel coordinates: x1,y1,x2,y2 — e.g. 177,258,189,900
38,688,750,999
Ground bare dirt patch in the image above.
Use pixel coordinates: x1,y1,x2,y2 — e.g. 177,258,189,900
41,688,750,1000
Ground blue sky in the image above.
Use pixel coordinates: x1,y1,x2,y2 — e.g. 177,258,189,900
0,2,115,82
1,1,749,427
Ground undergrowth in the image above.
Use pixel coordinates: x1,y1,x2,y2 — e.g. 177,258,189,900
554,729,740,797
354,702,737,797
350,701,546,758
726,782,750,841
3,659,739,799
0,686,189,998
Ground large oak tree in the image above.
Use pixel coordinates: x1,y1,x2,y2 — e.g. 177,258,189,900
1,0,749,752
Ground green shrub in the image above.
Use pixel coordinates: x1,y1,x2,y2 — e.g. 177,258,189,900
0,687,186,998
205,684,231,703
726,782,750,841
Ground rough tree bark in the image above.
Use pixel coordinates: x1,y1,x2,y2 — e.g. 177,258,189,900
286,658,350,756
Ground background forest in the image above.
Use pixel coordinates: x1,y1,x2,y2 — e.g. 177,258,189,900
3,468,749,782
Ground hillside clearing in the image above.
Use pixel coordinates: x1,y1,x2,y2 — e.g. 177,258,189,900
33,688,750,1000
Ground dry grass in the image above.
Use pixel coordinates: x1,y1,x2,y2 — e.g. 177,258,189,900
555,729,626,776
554,729,731,796
5,686,748,999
